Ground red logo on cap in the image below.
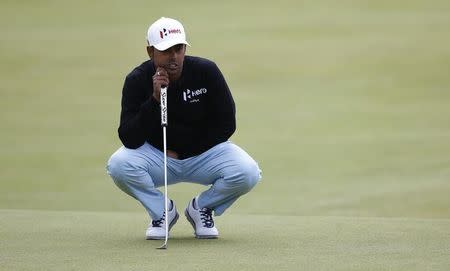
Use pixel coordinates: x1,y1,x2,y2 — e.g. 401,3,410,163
168,29,182,34
159,28,181,39
159,28,167,39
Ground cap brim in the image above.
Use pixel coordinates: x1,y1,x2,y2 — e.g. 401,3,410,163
154,39,190,51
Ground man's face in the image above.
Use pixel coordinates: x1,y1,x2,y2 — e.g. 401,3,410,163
147,44,186,82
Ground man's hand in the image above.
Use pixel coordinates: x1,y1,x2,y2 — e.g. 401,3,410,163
167,150,179,159
152,68,169,102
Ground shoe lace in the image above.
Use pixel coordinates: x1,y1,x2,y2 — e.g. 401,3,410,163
199,208,214,228
152,212,165,227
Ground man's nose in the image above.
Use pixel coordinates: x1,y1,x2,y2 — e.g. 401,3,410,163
167,48,177,58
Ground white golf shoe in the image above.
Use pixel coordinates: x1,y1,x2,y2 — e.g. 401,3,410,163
146,200,179,240
185,197,219,239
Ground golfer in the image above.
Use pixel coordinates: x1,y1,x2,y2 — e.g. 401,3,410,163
107,17,261,240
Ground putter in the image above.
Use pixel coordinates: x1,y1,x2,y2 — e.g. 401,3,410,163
157,86,169,250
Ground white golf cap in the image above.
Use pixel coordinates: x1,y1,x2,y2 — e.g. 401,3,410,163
147,17,190,51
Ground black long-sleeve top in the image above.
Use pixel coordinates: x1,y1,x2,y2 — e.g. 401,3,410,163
118,56,236,159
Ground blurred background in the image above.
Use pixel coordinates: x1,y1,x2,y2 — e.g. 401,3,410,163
1,0,450,269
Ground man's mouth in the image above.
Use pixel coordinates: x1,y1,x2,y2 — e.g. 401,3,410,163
166,63,178,72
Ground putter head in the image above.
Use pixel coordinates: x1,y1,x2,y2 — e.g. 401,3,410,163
156,243,167,250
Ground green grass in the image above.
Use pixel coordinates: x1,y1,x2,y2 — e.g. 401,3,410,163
2,209,450,271
1,0,450,270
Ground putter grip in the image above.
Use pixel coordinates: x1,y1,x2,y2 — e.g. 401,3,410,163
160,87,168,127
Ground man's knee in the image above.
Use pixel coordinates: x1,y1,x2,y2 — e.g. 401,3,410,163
231,160,261,193
106,149,142,182
106,151,127,181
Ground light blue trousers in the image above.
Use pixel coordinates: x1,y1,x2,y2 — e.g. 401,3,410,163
106,141,261,220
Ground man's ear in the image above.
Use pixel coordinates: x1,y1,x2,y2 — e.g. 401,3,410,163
146,46,153,59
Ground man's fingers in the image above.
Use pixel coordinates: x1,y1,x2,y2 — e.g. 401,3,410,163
153,68,170,88
154,79,169,89
153,76,169,87
155,68,169,81
156,68,169,77
152,67,169,102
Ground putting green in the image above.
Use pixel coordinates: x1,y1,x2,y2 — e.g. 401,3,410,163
2,209,449,271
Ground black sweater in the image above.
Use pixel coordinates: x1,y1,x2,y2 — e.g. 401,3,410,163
118,56,236,159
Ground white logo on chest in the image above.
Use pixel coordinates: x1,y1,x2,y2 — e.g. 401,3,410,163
183,88,207,103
